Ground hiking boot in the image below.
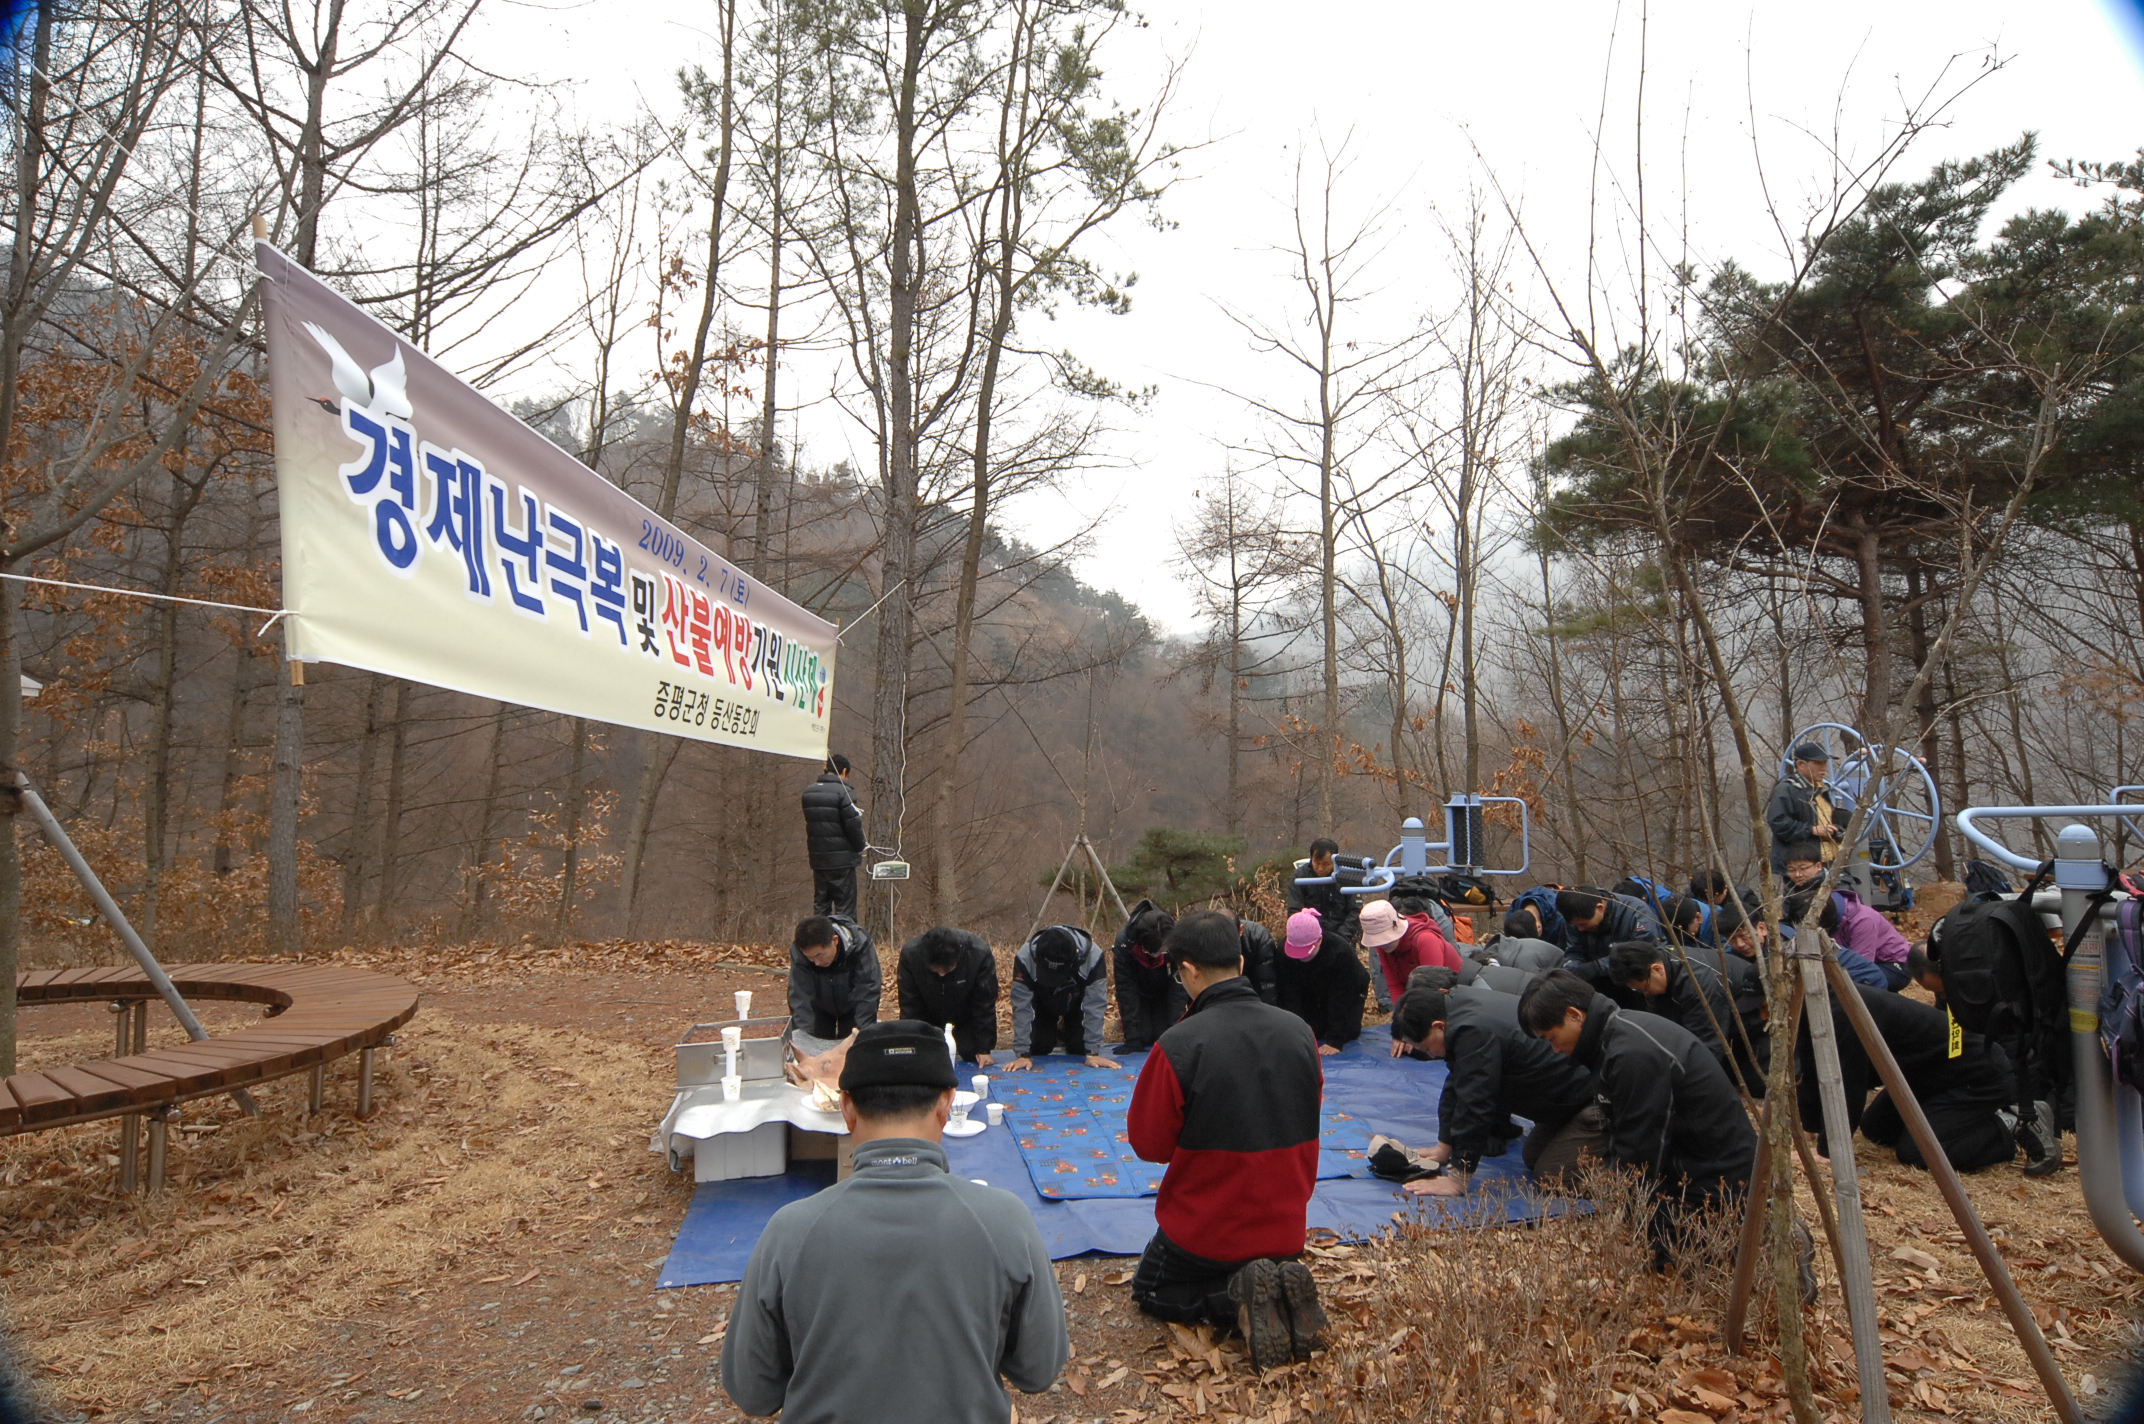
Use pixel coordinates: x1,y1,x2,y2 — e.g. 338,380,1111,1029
1277,1259,1329,1361
1227,1259,1290,1371
2020,1099,2061,1177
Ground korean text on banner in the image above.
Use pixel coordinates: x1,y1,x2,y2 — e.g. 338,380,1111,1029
255,241,834,760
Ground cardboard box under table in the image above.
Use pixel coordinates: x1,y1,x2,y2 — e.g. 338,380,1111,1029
653,1016,853,1182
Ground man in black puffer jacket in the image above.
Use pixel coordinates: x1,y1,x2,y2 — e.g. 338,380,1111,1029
801,754,867,919
1519,970,1756,1268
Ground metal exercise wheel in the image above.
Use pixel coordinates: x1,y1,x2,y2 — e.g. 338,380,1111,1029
1784,721,1941,871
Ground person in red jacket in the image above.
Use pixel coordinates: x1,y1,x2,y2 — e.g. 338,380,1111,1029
1126,910,1329,1369
1359,900,1460,1006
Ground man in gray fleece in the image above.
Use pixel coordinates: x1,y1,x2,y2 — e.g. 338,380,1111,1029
720,1020,1068,1423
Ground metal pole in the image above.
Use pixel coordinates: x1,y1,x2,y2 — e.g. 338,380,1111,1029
2056,823,2144,1271
1823,955,2084,1424
308,1063,324,1114
17,775,257,1115
146,1108,172,1195
132,1000,145,1054
357,1047,375,1117
1795,947,1891,1423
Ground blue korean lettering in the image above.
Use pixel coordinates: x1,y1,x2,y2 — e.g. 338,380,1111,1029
339,406,421,575
486,476,546,618
545,506,590,635
589,533,628,646
422,445,492,601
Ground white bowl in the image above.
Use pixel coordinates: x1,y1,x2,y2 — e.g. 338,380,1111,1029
951,1090,980,1111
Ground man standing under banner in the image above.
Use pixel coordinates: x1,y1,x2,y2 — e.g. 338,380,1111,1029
802,754,866,919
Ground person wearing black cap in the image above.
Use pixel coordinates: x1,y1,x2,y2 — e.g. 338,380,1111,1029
1766,742,1839,875
722,1021,1067,1422
802,753,867,919
1126,910,1329,1369
1005,925,1116,1071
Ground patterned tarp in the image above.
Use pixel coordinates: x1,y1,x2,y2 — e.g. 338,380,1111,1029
995,1054,1379,1198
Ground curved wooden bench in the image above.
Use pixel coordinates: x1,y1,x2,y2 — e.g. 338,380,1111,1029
6,963,420,1135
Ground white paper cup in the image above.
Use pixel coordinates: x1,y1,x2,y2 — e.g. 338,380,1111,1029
986,1102,1004,1127
949,1100,970,1128
721,1075,742,1102
720,1026,742,1053
734,991,752,1019
972,1074,990,1100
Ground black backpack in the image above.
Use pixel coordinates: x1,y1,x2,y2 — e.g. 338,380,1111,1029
1927,895,2061,1043
1963,859,2015,899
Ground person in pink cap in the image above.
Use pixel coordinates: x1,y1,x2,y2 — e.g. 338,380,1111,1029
1271,908,1368,1055
1359,900,1461,1007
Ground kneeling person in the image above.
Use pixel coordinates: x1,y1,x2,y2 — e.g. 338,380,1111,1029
1388,985,1602,1195
1519,970,1756,1268
1006,925,1116,1071
1112,901,1186,1053
896,926,1000,1066
1273,909,1369,1054
1606,941,1742,1078
721,1021,1067,1422
787,915,881,1048
1128,911,1329,1369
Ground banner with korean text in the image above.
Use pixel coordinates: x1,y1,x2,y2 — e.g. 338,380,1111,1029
256,241,835,759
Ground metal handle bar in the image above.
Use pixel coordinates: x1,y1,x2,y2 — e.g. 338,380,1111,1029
1955,805,2144,871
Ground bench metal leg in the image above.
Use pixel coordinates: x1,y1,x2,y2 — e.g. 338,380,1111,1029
118,1114,140,1193
132,1000,146,1054
146,1108,172,1195
357,1047,375,1117
110,1000,130,1055
308,1064,324,1114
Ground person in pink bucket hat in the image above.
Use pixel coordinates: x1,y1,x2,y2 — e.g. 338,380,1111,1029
1272,908,1368,1054
1359,899,1461,1008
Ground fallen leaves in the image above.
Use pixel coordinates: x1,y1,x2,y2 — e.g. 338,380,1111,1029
1891,1245,1942,1273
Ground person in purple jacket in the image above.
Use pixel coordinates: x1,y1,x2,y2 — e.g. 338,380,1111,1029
1825,888,1912,990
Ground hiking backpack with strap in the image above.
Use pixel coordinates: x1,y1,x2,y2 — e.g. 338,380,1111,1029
2100,898,2144,1093
1927,894,2063,1044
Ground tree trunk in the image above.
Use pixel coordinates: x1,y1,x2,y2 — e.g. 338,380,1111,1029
339,673,385,933
1904,576,1951,880
0,574,21,1075
866,0,930,940
556,717,587,939
460,703,511,939
212,646,258,877
750,0,788,582
618,0,737,931
268,644,305,955
374,680,412,923
1853,517,1890,732
142,472,202,945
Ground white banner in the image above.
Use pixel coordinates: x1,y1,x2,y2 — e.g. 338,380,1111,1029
257,240,836,759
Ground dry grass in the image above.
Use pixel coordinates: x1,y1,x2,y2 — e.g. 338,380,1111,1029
0,1006,679,1417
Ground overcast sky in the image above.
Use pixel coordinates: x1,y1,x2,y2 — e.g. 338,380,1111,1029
491,0,2144,633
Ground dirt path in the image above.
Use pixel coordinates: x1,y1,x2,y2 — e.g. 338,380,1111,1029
1,944,2136,1422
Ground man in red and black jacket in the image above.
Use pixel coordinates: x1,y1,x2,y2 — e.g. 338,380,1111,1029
1126,910,1329,1369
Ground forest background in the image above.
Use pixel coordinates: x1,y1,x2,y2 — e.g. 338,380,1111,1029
3,0,2144,1050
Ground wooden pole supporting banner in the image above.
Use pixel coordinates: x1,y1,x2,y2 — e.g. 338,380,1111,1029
1821,956,2083,1424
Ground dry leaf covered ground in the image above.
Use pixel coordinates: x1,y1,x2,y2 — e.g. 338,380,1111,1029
0,938,2137,1422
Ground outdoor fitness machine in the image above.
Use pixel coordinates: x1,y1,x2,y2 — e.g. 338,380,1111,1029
1781,721,1942,911
1955,800,2144,1274
1292,793,1535,901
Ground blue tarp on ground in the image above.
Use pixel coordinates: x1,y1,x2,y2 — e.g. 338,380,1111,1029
656,1026,1561,1288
